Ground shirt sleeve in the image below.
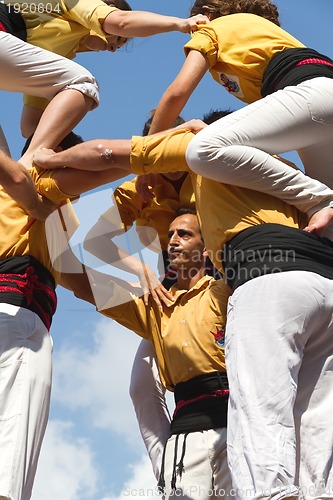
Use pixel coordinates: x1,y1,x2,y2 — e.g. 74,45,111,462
31,167,77,204
131,130,193,176
64,0,117,37
184,26,218,68
109,180,144,229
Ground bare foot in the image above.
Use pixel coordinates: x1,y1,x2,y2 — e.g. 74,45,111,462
304,207,333,236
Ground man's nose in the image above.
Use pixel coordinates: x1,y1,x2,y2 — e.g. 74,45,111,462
169,233,179,245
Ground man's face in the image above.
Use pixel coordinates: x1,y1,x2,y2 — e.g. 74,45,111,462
167,214,205,270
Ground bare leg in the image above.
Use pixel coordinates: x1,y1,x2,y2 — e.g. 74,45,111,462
20,104,44,139
19,90,94,167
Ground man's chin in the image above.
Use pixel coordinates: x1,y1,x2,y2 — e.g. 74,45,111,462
169,256,190,269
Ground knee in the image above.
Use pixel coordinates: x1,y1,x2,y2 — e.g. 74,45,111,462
66,74,100,109
185,132,216,175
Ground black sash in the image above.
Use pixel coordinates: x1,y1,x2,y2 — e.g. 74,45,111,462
0,3,27,41
0,255,57,329
171,371,229,435
223,224,333,291
261,47,333,97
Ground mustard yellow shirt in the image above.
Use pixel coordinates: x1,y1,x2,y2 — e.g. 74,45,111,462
184,13,304,103
101,275,230,390
0,166,76,282
194,176,304,273
5,0,115,57
130,129,305,272
4,0,117,109
103,175,195,251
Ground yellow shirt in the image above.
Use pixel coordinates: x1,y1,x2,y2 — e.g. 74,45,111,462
101,275,230,390
5,0,115,57
184,13,304,103
130,129,305,272
103,175,195,251
0,166,76,282
194,177,304,273
4,0,117,109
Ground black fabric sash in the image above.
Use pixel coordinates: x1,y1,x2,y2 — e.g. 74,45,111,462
170,371,229,435
0,255,57,329
261,47,333,97
223,223,333,291
0,3,27,41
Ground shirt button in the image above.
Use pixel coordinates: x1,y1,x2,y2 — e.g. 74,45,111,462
189,367,193,371
183,342,188,347
180,319,186,324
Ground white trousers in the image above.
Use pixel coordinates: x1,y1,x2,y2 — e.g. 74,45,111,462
225,272,333,500
129,339,171,481
0,32,99,105
186,77,333,217
0,304,52,500
162,428,232,499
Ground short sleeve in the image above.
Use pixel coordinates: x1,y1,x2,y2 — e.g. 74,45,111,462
184,26,219,68
64,0,117,37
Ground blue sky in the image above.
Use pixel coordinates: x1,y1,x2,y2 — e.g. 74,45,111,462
1,1,333,499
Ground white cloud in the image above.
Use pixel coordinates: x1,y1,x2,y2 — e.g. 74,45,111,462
52,316,143,443
32,420,160,500
103,455,161,500
33,420,98,500
41,302,173,499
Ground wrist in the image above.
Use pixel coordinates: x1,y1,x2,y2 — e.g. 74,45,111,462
177,18,187,33
24,192,41,214
307,200,333,218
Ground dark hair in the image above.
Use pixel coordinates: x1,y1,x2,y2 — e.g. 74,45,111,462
21,131,84,156
202,108,232,124
103,0,132,11
190,0,280,27
175,207,198,218
142,110,185,136
175,207,202,239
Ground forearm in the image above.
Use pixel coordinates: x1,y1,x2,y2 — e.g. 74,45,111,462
103,11,186,37
149,93,189,134
34,139,132,172
149,50,209,134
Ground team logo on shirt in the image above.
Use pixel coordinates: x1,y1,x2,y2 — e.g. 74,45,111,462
219,73,240,93
210,326,225,347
